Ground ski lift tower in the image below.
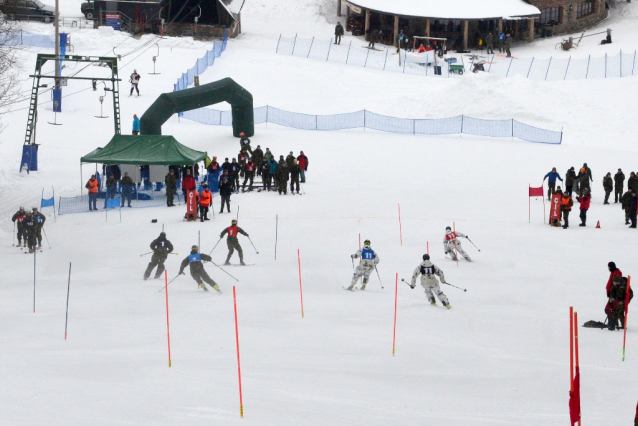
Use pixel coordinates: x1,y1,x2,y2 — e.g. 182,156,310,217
21,54,122,173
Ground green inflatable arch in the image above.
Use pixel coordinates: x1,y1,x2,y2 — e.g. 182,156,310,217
140,77,254,137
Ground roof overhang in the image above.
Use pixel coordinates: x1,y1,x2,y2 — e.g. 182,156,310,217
345,0,540,20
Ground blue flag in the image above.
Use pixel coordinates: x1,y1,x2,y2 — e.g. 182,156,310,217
40,197,54,208
105,197,121,209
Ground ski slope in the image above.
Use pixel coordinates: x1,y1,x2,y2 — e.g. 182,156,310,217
1,1,637,424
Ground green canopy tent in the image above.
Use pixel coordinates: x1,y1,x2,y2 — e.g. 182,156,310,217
79,134,207,195
81,135,207,165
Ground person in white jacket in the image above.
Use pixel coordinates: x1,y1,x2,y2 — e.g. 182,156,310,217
443,226,471,262
346,239,379,291
410,254,451,308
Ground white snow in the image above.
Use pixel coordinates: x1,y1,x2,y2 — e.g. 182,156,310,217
0,0,637,425
344,0,540,20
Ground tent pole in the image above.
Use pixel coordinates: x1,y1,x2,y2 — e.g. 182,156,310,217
80,163,83,196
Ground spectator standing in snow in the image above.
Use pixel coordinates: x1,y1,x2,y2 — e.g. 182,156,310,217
603,172,613,204
560,191,573,229
121,172,134,207
104,174,117,208
576,187,591,226
181,169,196,195
498,31,505,53
132,114,140,135
622,188,633,225
129,69,140,97
543,167,563,200
165,170,176,207
396,30,405,53
565,167,576,196
504,33,512,57
368,29,380,49
485,31,494,54
334,22,344,45
614,168,625,203
605,275,633,330
629,191,638,228
85,175,99,211
297,151,308,183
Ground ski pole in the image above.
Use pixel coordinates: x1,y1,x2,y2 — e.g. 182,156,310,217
351,256,355,270
248,236,259,254
401,278,414,288
300,183,306,195
159,274,181,293
207,260,239,282
467,237,481,252
12,221,15,246
140,252,153,257
374,265,384,289
42,227,51,249
442,282,467,292
208,237,222,256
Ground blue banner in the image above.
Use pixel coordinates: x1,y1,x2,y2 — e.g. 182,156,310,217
106,14,121,31
52,89,62,113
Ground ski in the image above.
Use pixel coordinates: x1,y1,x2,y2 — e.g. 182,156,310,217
343,286,355,292
362,46,383,51
231,263,255,267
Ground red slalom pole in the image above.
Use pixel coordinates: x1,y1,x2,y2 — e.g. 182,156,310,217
392,273,398,356
358,233,361,249
398,203,403,245
165,270,172,368
233,286,244,418
426,241,429,255
623,276,632,361
298,249,305,319
570,306,574,392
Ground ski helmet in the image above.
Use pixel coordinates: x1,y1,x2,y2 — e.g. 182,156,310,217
191,245,199,252
231,219,237,225
445,226,452,234
160,232,166,238
363,239,371,246
422,254,430,260
19,206,24,210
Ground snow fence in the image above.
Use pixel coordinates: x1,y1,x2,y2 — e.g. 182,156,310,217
276,34,638,81
6,30,55,48
174,29,228,91
182,107,562,144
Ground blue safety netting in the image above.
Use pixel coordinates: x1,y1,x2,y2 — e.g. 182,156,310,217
276,34,638,81
59,188,183,215
182,107,562,144
6,30,54,48
174,29,228,92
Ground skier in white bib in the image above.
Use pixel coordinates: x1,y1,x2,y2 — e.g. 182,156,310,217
443,226,471,262
410,254,451,308
346,239,379,291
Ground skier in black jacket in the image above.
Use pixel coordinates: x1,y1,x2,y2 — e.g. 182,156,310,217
144,232,174,280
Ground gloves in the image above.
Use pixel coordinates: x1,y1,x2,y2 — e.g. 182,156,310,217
351,254,356,259
441,280,446,284
179,271,185,275
465,236,469,239
410,284,415,289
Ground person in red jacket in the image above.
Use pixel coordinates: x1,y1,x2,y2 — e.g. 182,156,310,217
606,262,622,297
181,169,196,195
576,187,591,226
297,150,309,183
242,159,255,192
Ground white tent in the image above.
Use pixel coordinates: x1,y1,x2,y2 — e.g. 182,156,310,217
345,0,540,20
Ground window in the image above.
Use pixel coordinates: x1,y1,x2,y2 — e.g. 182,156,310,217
577,0,594,18
540,7,560,25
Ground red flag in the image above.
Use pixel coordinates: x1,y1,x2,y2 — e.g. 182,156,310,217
529,186,543,197
569,367,581,425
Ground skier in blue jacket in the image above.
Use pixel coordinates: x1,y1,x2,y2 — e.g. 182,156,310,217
543,167,563,200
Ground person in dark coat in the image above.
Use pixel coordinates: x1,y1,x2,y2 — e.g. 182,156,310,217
605,275,633,330
219,176,232,213
629,191,638,228
165,170,176,207
11,207,27,247
104,174,117,208
23,212,38,253
230,158,240,193
144,232,174,280
219,219,249,265
178,245,221,292
31,207,46,248
252,146,264,176
334,22,344,45
121,172,134,207
603,172,613,205
261,159,271,190
622,189,633,225
565,167,576,196
614,168,625,203
289,159,301,194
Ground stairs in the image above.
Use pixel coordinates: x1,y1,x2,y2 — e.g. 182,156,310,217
111,60,121,134
23,66,40,145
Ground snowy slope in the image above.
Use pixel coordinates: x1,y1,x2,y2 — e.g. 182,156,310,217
0,1,637,425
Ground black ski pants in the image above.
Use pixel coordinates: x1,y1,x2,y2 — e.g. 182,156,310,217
190,267,216,286
144,254,167,279
220,196,230,213
580,208,587,225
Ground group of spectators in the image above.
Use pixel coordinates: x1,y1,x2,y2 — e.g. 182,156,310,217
543,164,638,228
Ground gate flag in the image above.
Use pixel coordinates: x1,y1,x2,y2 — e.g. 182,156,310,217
528,184,545,223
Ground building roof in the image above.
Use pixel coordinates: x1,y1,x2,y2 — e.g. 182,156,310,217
345,0,540,20
218,0,243,20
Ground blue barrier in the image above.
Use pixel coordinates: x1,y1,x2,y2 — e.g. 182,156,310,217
174,29,228,92
276,34,638,81
182,106,562,144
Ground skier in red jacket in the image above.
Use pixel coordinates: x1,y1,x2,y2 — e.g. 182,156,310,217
182,169,196,194
576,187,591,226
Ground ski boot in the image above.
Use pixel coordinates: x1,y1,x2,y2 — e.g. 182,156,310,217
345,284,355,291
143,276,149,281
360,281,367,290
29,248,34,253
240,260,246,266
608,318,617,331
199,283,209,292
212,284,222,294
23,242,27,247
224,260,231,265
443,303,452,309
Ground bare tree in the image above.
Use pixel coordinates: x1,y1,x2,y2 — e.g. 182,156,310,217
0,13,23,130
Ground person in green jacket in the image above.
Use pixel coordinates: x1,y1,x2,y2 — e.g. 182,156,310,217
275,160,289,195
622,189,633,225
603,172,613,205
485,31,494,54
165,170,177,207
504,33,512,57
565,167,576,196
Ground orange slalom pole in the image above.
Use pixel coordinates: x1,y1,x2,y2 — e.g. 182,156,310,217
392,273,398,356
570,306,574,392
298,249,305,319
574,310,580,426
165,270,172,368
398,204,403,245
233,286,244,417
427,241,429,255
623,276,631,361
358,233,361,249
453,222,459,267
